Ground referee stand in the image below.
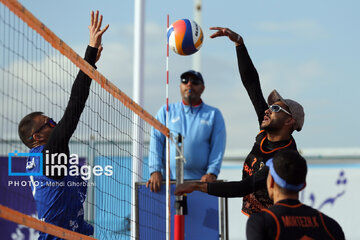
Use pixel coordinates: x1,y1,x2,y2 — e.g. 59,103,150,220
135,133,228,240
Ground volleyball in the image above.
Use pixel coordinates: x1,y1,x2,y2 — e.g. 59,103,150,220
167,19,204,56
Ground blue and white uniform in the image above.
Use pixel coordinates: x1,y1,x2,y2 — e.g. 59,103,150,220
149,101,226,179
25,45,97,239
26,145,92,239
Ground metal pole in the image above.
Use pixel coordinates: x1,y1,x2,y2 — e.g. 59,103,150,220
175,134,184,214
219,198,224,240
193,0,202,71
87,135,95,227
132,0,145,238
174,134,185,240
225,198,229,240
166,14,171,240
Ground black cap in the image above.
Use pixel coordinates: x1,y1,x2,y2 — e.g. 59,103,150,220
180,70,204,84
268,90,305,131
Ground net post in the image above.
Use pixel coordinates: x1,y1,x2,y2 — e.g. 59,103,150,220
175,134,184,214
174,134,185,240
132,0,145,238
85,135,95,232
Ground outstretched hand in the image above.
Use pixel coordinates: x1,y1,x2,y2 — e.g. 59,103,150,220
209,27,243,46
89,10,109,53
174,182,208,196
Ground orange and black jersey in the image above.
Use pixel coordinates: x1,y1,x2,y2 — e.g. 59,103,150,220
241,130,297,215
246,199,345,240
207,44,297,215
237,43,298,215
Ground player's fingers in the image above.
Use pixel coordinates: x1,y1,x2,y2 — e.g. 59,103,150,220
98,24,109,36
154,180,160,192
90,11,94,27
96,14,103,31
147,179,155,190
175,188,183,196
150,182,154,192
209,32,222,38
209,33,217,38
210,27,230,36
209,26,223,30
94,10,99,27
154,182,159,192
175,184,185,195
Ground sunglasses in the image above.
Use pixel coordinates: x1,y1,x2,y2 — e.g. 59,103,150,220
29,118,57,140
181,78,203,85
269,104,292,115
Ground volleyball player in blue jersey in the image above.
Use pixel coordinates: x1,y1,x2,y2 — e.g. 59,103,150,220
18,11,109,239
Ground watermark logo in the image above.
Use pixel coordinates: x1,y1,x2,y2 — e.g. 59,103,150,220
8,150,43,176
8,150,113,180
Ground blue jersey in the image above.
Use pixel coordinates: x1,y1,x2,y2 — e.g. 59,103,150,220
22,45,97,239
26,146,93,239
149,101,226,179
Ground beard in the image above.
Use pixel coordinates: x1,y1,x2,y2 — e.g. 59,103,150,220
184,93,199,106
262,120,283,132
182,94,191,105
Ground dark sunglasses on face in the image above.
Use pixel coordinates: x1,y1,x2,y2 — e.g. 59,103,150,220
181,78,203,85
269,104,292,115
29,118,57,140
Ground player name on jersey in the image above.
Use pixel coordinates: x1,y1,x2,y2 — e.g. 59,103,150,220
281,215,319,228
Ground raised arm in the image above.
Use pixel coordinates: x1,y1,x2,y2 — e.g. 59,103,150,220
45,11,109,150
210,27,268,126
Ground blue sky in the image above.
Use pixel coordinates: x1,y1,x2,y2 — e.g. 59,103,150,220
17,0,360,152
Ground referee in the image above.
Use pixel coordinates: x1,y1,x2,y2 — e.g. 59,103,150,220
246,149,345,240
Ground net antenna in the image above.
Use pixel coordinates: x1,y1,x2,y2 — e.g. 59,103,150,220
166,13,171,240
165,16,188,240
193,0,202,71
